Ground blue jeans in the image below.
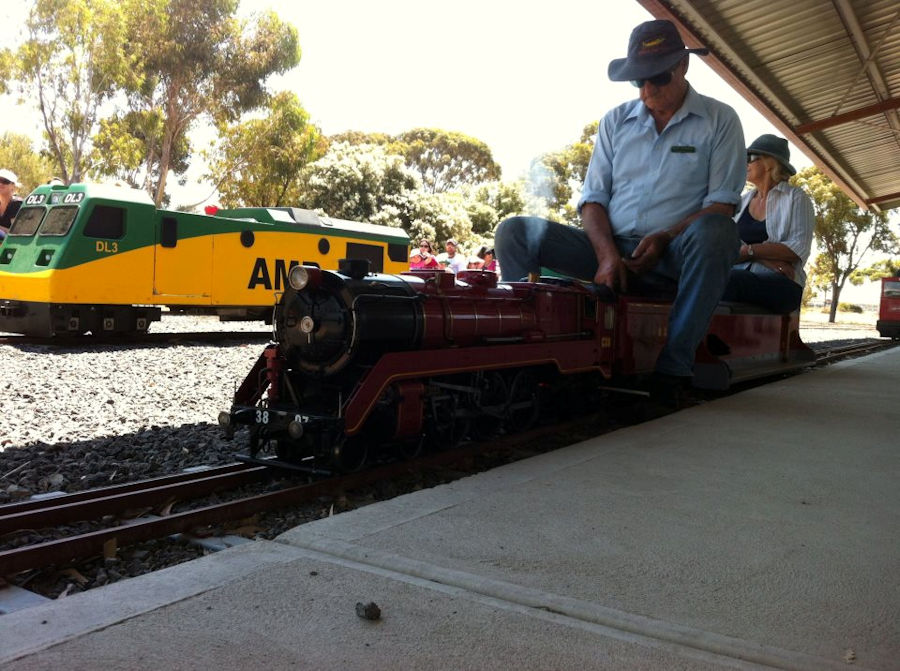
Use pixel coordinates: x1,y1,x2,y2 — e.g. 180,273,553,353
494,215,740,377
723,266,803,313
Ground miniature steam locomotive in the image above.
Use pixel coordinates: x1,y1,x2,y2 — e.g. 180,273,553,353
220,259,815,472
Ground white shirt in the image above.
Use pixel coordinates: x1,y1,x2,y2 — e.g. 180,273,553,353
735,180,815,286
444,252,467,274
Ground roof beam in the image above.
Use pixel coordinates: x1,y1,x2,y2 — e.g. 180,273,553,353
795,97,900,134
867,191,900,206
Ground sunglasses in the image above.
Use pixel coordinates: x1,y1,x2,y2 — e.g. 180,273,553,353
747,153,765,164
630,67,676,88
0,178,12,185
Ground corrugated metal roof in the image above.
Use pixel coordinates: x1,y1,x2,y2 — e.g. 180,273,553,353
639,0,900,212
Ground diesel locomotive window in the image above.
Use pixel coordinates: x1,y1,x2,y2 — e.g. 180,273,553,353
8,206,46,236
345,242,384,273
37,206,79,236
82,205,125,239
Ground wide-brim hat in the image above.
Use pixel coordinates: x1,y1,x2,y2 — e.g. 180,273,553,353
608,20,709,82
748,134,796,175
0,168,19,185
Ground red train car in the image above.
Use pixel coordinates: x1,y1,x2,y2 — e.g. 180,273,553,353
876,277,900,339
221,263,815,471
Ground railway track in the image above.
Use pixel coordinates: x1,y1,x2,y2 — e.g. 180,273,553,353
812,338,896,365
0,431,550,578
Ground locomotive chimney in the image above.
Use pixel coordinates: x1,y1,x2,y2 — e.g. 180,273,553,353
339,258,370,280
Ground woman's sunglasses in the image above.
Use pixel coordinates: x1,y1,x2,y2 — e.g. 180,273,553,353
0,178,12,185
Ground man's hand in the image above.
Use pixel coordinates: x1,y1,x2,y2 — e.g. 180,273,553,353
622,231,671,275
593,256,629,292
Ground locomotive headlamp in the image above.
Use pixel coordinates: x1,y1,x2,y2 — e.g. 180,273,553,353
217,411,232,427
289,265,321,291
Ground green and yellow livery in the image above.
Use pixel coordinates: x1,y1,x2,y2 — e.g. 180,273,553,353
0,183,410,336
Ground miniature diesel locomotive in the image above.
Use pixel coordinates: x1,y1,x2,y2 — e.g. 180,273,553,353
221,261,816,471
876,276,900,339
0,183,410,336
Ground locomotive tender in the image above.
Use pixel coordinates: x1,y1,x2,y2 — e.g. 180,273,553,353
221,261,816,471
0,183,410,336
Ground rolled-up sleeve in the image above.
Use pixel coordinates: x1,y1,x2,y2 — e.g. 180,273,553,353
779,187,816,263
702,105,745,209
577,114,616,213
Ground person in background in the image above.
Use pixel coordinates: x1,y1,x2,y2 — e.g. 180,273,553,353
468,246,486,269
722,134,814,313
0,168,23,239
479,246,498,272
443,238,468,274
494,19,745,407
409,238,442,270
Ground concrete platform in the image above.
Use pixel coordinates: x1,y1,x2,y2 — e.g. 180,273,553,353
2,349,898,670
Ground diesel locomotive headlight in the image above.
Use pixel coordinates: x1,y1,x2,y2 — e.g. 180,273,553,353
289,265,322,291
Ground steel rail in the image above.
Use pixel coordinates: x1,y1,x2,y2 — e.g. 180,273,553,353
0,464,267,535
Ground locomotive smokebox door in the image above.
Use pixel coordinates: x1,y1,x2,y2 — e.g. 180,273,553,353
339,258,370,280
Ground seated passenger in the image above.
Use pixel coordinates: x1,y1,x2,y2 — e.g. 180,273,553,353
442,238,468,274
721,135,814,313
494,19,745,407
477,246,498,272
409,239,442,270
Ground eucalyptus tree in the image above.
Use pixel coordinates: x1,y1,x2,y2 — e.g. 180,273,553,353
0,132,55,194
4,0,139,184
394,128,501,194
121,0,300,206
793,166,898,321
204,91,324,207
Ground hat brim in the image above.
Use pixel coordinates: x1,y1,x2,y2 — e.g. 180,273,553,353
750,150,796,176
608,48,708,82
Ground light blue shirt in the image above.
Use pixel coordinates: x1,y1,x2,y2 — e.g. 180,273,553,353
578,86,745,237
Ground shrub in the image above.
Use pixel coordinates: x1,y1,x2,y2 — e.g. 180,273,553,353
838,302,863,313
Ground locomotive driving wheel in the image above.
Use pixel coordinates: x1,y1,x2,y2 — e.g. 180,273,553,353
331,435,369,472
425,384,470,450
470,371,508,439
506,370,540,432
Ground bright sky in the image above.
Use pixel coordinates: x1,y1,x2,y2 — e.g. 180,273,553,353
0,0,805,187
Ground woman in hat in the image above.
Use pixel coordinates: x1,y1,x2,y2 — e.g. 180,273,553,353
478,246,497,272
722,134,815,313
409,238,442,270
0,168,23,239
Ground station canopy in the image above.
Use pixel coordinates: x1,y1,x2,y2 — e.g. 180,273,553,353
639,0,900,213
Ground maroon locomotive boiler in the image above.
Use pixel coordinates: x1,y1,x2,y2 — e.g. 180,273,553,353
220,259,815,471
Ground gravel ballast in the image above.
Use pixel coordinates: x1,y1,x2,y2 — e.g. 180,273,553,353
1,316,265,501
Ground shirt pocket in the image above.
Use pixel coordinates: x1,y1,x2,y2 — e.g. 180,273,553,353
667,144,709,184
